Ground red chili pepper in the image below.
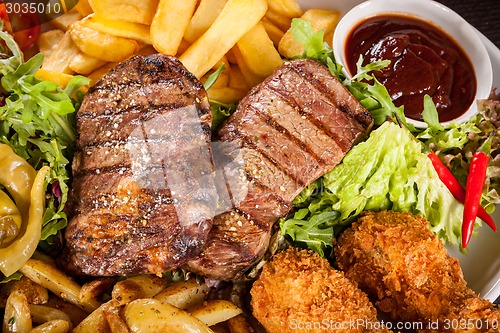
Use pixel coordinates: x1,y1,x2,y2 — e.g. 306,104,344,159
462,137,493,248
427,152,496,233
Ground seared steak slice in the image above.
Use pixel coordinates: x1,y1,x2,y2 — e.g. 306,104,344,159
63,54,217,276
187,59,372,280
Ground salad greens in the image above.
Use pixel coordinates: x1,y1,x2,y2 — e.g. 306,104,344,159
0,25,89,250
281,122,465,255
280,18,496,255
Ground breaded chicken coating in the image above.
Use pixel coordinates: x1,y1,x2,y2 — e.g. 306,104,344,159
250,247,391,333
335,210,500,333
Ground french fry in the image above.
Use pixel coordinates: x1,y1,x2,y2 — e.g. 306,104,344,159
236,22,283,77
123,298,214,333
42,31,80,74
179,0,268,78
183,0,228,43
228,65,250,91
261,17,285,48
190,300,242,327
227,315,253,333
153,278,210,310
74,0,93,17
69,20,140,62
88,0,159,25
278,9,340,59
29,304,73,329
82,14,151,44
87,62,118,86
231,45,266,87
69,53,107,75
207,87,247,104
175,39,191,58
103,311,131,333
18,259,100,313
150,0,197,55
264,8,293,32
111,275,167,306
38,30,65,63
266,0,303,18
35,69,75,89
29,320,71,333
50,9,82,31
3,291,32,333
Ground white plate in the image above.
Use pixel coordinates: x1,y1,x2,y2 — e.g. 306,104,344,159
297,0,500,303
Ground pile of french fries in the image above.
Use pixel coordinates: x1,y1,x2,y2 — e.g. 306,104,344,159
37,0,339,104
2,0,343,332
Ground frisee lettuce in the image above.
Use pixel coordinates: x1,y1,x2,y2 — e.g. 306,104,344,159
0,26,89,251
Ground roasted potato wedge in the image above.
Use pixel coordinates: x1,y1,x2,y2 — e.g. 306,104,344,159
69,20,139,62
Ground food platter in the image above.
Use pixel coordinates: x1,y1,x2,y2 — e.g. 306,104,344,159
297,0,500,303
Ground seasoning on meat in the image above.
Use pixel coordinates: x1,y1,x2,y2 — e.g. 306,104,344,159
188,59,373,281
62,54,218,276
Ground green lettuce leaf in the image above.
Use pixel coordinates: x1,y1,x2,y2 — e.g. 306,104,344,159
281,122,470,255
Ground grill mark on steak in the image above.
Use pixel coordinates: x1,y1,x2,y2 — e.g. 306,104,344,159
62,54,217,276
187,59,372,280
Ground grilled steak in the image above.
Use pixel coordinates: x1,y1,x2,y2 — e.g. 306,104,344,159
63,54,217,276
187,59,373,280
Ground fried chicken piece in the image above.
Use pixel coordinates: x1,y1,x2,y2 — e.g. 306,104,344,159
335,210,500,333
250,247,391,333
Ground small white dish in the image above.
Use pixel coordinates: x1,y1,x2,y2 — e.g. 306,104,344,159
332,0,493,128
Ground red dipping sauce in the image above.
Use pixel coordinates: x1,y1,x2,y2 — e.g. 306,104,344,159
345,14,476,122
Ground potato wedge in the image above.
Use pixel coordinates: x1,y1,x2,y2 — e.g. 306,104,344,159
79,278,115,307
88,0,159,25
278,9,340,59
3,291,32,333
18,259,100,313
42,31,80,74
111,275,167,306
29,320,71,333
124,298,214,333
103,311,131,333
151,0,197,55
236,22,282,77
30,304,73,329
179,0,268,78
190,300,242,327
184,0,228,43
83,14,151,44
153,278,209,310
38,30,65,63
72,301,117,333
227,315,253,333
69,53,107,75
69,20,139,62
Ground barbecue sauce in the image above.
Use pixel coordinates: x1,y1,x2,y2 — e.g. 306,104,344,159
345,14,476,122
